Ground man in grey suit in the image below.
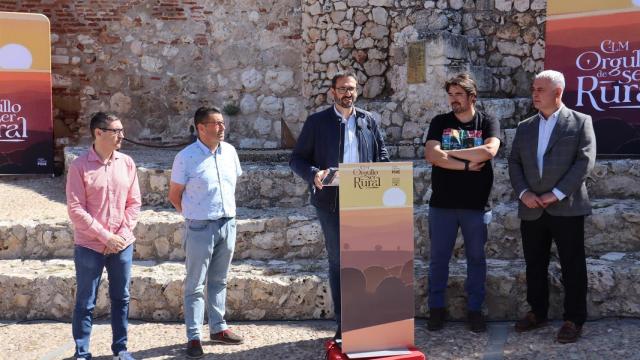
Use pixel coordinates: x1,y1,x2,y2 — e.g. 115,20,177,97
508,70,596,344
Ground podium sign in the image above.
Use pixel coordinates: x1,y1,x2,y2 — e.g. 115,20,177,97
546,1,640,155
0,12,53,174
339,162,414,354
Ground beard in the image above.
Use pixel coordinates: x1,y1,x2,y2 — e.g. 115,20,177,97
338,95,354,108
451,102,468,114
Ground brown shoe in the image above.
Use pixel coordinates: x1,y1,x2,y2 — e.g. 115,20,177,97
210,329,244,345
557,321,582,344
515,312,548,332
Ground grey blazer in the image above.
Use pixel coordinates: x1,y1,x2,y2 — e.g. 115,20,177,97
508,106,596,221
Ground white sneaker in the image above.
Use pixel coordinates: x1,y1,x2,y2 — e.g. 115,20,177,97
113,351,136,360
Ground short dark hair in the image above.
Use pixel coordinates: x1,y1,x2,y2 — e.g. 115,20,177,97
89,112,120,139
331,71,358,88
194,106,222,128
444,73,478,101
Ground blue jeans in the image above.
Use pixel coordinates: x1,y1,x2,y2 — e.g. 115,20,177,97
183,218,236,341
72,244,133,359
427,207,488,312
315,207,341,330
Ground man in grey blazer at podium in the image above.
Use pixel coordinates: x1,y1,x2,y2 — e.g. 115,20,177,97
508,70,596,344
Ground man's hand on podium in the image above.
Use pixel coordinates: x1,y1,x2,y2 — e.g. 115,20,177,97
314,169,328,190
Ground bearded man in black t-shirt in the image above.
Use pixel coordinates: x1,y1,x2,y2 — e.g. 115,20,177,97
423,73,501,333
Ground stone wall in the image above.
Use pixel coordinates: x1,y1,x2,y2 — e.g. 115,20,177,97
3,200,640,262
3,256,640,321
1,0,307,152
2,0,549,159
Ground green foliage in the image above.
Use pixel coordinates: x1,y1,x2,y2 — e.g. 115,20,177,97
223,103,240,116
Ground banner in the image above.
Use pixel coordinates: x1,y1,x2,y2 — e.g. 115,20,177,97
546,1,640,155
0,12,53,174
339,162,414,355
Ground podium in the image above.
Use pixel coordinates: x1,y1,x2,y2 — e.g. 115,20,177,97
337,162,425,359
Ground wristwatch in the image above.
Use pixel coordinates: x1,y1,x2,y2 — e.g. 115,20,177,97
463,159,470,171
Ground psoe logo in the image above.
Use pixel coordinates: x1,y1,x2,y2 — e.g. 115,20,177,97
352,167,380,189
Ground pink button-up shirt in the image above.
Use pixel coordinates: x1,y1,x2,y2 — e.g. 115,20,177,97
66,147,141,253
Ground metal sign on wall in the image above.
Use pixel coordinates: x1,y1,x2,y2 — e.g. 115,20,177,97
0,12,53,174
545,0,640,155
407,42,426,84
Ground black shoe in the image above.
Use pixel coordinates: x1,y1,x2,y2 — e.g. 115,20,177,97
186,339,204,359
427,307,446,331
467,311,487,333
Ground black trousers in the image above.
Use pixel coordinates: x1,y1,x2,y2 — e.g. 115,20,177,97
521,212,587,325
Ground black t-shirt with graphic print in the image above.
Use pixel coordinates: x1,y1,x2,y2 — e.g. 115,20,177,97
425,111,500,210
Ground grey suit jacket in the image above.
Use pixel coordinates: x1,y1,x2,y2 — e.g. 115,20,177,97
508,106,596,220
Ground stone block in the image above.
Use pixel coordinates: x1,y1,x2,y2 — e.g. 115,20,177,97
320,45,340,63
348,0,369,7
369,0,394,6
240,94,258,114
513,0,530,12
530,0,545,10
494,0,513,11
140,56,162,73
241,68,264,92
363,76,385,98
308,1,322,15
266,69,295,95
372,7,388,25
259,96,283,117
532,39,545,59
364,59,387,76
478,98,516,124
362,22,389,40
3,256,640,321
470,66,493,93
422,32,469,61
334,2,348,11
253,116,272,136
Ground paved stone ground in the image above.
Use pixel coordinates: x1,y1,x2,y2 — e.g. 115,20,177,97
1,318,639,360
0,176,66,220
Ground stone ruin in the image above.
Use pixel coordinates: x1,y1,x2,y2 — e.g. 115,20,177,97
5,0,543,163
1,0,640,324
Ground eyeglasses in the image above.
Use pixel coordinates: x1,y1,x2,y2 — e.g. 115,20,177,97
99,128,124,135
201,121,225,127
335,87,357,94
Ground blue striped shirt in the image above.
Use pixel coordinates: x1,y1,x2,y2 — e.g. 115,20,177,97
171,139,242,220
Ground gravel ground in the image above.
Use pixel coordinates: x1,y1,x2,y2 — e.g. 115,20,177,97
1,319,639,360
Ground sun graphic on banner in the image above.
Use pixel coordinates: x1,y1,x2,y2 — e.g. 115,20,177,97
0,12,50,71
382,187,407,207
0,43,33,69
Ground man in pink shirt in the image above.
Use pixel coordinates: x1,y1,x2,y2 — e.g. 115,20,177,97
66,112,141,360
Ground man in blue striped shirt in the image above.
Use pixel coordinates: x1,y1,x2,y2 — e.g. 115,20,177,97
169,106,243,359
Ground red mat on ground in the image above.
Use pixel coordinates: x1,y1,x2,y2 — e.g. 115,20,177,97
325,340,426,360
